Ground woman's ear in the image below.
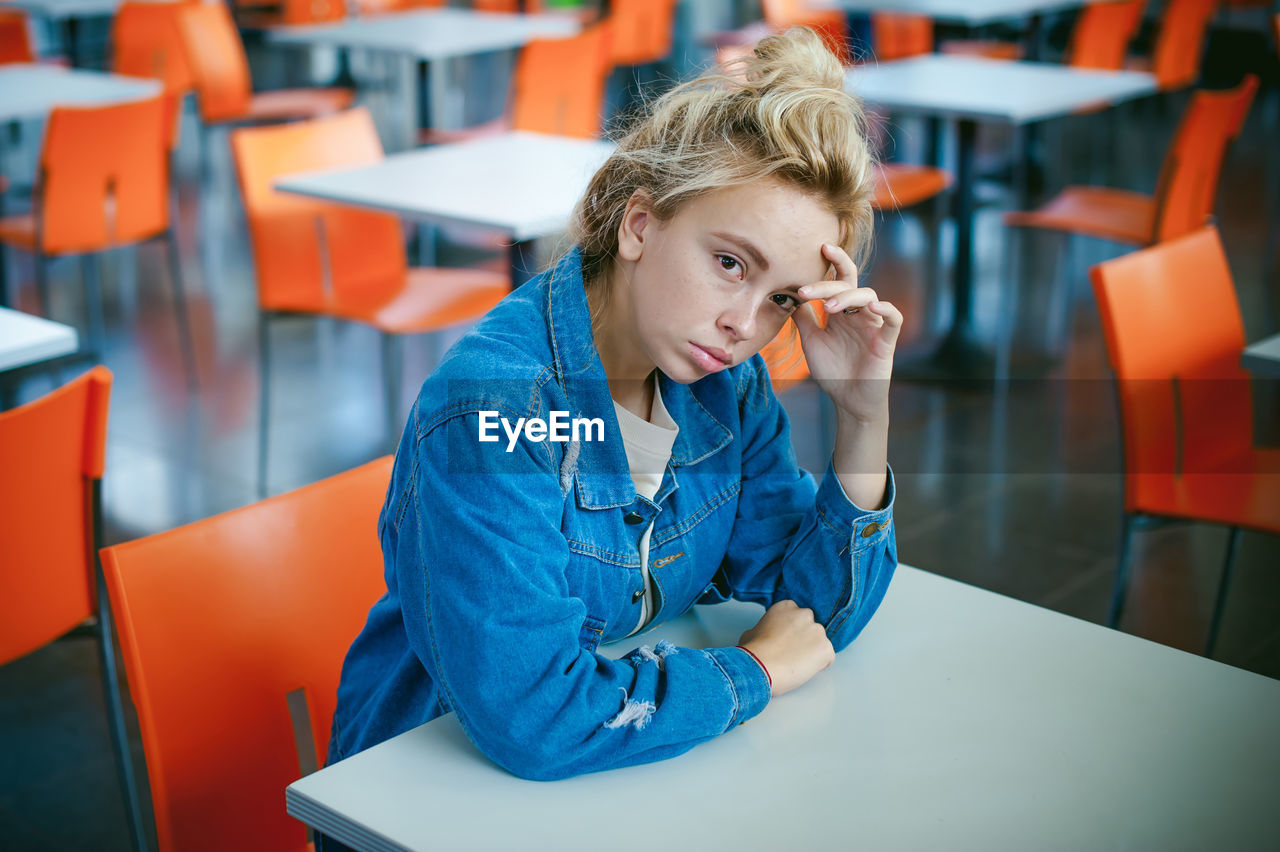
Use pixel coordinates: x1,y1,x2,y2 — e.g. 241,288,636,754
616,190,654,263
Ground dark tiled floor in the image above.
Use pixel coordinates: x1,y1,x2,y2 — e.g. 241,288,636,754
3,26,1279,851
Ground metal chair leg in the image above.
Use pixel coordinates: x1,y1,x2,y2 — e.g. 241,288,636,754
82,254,107,357
1108,513,1137,628
1206,526,1241,658
257,313,271,499
91,478,152,852
163,230,198,391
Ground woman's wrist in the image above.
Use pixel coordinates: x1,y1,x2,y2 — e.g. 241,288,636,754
736,645,772,690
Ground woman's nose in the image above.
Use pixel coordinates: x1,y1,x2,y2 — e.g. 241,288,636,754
719,302,759,341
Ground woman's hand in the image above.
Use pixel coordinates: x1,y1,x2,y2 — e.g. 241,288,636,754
738,600,835,698
791,243,902,422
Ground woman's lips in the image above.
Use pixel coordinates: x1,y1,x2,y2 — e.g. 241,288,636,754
689,342,731,373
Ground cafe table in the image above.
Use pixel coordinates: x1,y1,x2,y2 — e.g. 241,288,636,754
0,306,78,408
267,8,579,146
845,55,1156,379
273,130,615,287
287,564,1280,851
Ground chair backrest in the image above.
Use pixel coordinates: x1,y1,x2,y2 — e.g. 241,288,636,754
0,367,112,666
871,12,932,61
100,456,393,852
1151,74,1257,243
759,320,810,389
1068,0,1145,69
0,9,34,64
176,1,252,122
608,0,678,66
1090,227,1252,506
760,0,851,63
38,96,170,253
280,0,347,25
231,106,408,313
1150,0,1218,90
471,0,545,11
511,24,612,138
111,1,194,93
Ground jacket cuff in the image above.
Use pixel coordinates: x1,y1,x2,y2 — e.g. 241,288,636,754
705,645,771,730
817,460,895,535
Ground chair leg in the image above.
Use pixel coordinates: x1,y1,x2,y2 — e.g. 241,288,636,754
1205,526,1242,658
162,230,198,391
91,479,152,852
82,254,107,357
257,313,271,499
380,332,402,450
1108,513,1137,628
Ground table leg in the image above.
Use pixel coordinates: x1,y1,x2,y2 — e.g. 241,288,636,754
64,17,82,68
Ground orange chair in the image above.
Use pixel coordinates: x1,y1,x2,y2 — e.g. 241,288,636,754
0,9,34,64
0,368,149,852
761,0,852,64
1089,226,1280,655
175,2,353,126
1127,0,1219,91
231,107,508,495
1068,0,1147,70
870,12,933,61
100,456,393,852
608,0,678,67
1005,75,1257,247
0,96,197,384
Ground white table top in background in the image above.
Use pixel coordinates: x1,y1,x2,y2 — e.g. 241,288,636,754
0,0,120,20
0,64,159,122
1242,333,1280,378
268,8,579,59
0,307,78,372
275,131,615,241
288,565,1280,852
846,54,1157,124
816,0,1086,25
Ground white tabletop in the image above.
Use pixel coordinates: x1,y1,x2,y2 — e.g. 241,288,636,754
0,64,160,122
275,131,615,241
1242,333,1280,378
288,565,1280,851
817,0,1086,26
0,307,78,372
0,0,119,20
268,8,579,60
846,55,1157,124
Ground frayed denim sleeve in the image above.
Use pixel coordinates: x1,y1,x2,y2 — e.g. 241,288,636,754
715,359,897,652
391,410,769,781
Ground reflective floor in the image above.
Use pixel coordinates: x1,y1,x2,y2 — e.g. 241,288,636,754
2,33,1279,852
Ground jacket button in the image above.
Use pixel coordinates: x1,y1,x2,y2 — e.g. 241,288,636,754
861,521,881,538
632,589,644,603
624,512,644,524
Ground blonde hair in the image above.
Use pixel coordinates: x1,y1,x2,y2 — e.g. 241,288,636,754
570,26,876,289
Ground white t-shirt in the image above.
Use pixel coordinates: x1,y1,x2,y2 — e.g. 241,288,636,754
612,380,679,637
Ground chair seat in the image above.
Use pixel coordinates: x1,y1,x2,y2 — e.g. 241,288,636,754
1004,186,1155,245
323,267,509,334
1132,448,1280,534
939,39,1023,61
0,213,35,250
873,164,951,210
242,87,355,123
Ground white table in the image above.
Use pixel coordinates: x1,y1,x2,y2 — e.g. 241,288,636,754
0,306,77,371
0,64,160,122
1242,334,1280,378
287,565,1280,851
818,0,1086,27
268,8,579,142
275,131,615,286
846,55,1157,378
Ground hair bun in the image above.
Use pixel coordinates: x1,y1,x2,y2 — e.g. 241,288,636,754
747,26,847,93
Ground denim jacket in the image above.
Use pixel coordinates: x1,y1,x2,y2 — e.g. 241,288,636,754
329,248,897,781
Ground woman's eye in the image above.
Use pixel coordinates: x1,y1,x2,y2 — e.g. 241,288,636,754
771,293,799,312
716,254,742,276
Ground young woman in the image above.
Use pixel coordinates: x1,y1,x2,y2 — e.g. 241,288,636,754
328,27,900,783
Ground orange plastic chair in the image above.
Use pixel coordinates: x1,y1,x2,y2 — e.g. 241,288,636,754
1089,226,1280,655
175,1,353,126
99,455,393,852
0,96,197,384
1126,0,1219,91
1068,0,1147,69
0,367,150,851
231,107,508,494
111,2,196,154
761,0,852,65
1005,75,1257,247
0,9,34,64
870,12,932,61
608,0,678,67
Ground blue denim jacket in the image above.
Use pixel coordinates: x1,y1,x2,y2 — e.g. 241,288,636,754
329,248,897,781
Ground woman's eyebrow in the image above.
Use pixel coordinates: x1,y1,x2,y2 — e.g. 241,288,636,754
710,231,770,272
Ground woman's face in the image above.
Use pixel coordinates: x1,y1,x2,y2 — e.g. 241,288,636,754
611,178,842,384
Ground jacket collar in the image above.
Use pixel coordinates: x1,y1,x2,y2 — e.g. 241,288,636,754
545,249,732,510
